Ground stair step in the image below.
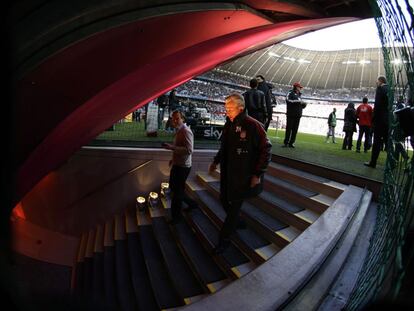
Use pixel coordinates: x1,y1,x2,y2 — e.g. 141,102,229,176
83,229,96,298
114,239,138,311
264,174,318,198
269,162,332,184
202,179,289,232
73,232,88,298
184,293,209,305
103,219,117,308
255,244,281,261
139,225,183,309
267,162,345,197
195,177,296,246
126,231,158,311
275,226,301,243
91,225,104,303
206,279,231,293
103,246,118,308
264,175,329,214
172,220,227,289
191,187,271,264
259,190,304,214
114,214,137,311
151,217,205,299
242,202,288,232
284,189,373,311
199,173,313,231
294,209,320,224
188,208,253,277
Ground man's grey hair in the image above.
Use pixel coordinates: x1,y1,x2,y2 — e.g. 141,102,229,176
225,92,245,108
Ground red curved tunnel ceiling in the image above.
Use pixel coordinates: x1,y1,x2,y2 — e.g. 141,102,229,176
15,9,357,200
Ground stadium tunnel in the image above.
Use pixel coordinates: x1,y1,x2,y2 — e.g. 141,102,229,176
7,1,402,310
10,0,374,203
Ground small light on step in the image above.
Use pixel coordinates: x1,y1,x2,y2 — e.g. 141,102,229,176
160,182,170,197
148,192,159,207
136,196,146,211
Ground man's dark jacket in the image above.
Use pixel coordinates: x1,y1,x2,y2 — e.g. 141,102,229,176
258,81,273,121
213,112,272,202
373,84,389,127
286,89,304,118
243,88,267,123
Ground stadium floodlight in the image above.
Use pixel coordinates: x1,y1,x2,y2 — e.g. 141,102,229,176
283,56,296,61
298,59,311,64
342,60,357,64
268,52,280,57
359,60,371,64
391,59,402,64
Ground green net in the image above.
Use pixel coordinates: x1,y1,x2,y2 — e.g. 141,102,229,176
346,0,414,309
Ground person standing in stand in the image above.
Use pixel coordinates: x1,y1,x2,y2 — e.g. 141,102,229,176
356,97,373,153
168,89,179,115
256,75,274,131
283,82,306,148
243,78,267,124
365,76,389,168
342,103,357,150
325,108,337,143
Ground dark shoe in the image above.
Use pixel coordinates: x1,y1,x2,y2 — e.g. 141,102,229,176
184,204,198,211
167,217,182,225
282,144,288,148
213,239,230,254
236,220,247,229
364,150,368,153
356,150,361,153
288,144,295,148
364,162,376,168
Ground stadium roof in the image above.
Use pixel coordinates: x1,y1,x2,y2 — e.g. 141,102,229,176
219,43,411,90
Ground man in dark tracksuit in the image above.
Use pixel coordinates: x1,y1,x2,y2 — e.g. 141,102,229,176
243,78,267,124
256,75,274,131
283,82,306,148
209,93,272,253
365,75,389,168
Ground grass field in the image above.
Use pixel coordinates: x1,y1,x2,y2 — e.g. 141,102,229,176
94,121,407,182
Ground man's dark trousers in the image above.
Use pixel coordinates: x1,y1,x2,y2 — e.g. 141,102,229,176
356,125,371,151
370,124,388,165
284,116,300,145
169,165,197,220
219,198,244,242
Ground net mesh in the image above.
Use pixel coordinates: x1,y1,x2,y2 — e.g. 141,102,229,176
346,0,414,309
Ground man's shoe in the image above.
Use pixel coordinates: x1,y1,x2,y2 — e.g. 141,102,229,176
167,217,181,225
364,162,376,168
288,144,295,148
282,144,288,148
356,150,361,153
236,220,247,229
213,240,230,254
184,204,198,211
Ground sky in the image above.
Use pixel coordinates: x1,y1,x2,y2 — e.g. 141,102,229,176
284,0,414,51
283,18,383,51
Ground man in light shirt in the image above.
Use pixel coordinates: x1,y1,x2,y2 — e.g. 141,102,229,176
162,110,198,224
